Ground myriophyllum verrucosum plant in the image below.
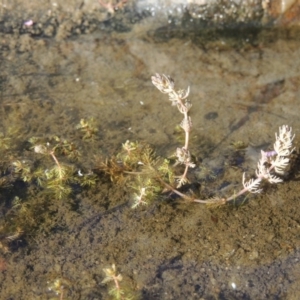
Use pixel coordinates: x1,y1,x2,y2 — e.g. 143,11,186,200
152,73,195,188
152,74,295,206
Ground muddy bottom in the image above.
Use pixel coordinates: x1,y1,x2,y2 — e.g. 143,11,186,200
0,9,300,300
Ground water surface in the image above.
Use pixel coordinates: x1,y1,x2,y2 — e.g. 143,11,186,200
0,19,300,299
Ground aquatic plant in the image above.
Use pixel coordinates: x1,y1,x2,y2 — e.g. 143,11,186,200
196,124,295,204
0,119,102,253
152,73,194,188
152,74,296,206
101,74,296,208
76,118,98,140
47,276,72,300
12,135,97,200
102,264,136,300
98,140,174,208
0,132,11,150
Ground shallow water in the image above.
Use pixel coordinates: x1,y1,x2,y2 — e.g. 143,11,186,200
1,17,300,299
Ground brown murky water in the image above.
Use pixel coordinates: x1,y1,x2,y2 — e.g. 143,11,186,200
1,8,300,300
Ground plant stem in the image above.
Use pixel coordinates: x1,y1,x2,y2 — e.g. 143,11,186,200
50,151,63,179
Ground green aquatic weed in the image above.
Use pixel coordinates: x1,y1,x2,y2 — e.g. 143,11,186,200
102,264,136,300
98,140,175,207
76,118,98,140
13,134,97,199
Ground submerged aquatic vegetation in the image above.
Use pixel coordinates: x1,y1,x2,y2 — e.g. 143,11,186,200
98,140,176,208
152,75,296,206
47,276,74,300
76,118,99,140
222,125,295,202
0,132,11,150
15,135,98,199
0,124,99,251
152,73,194,188
102,264,137,300
100,74,296,208
0,126,20,151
